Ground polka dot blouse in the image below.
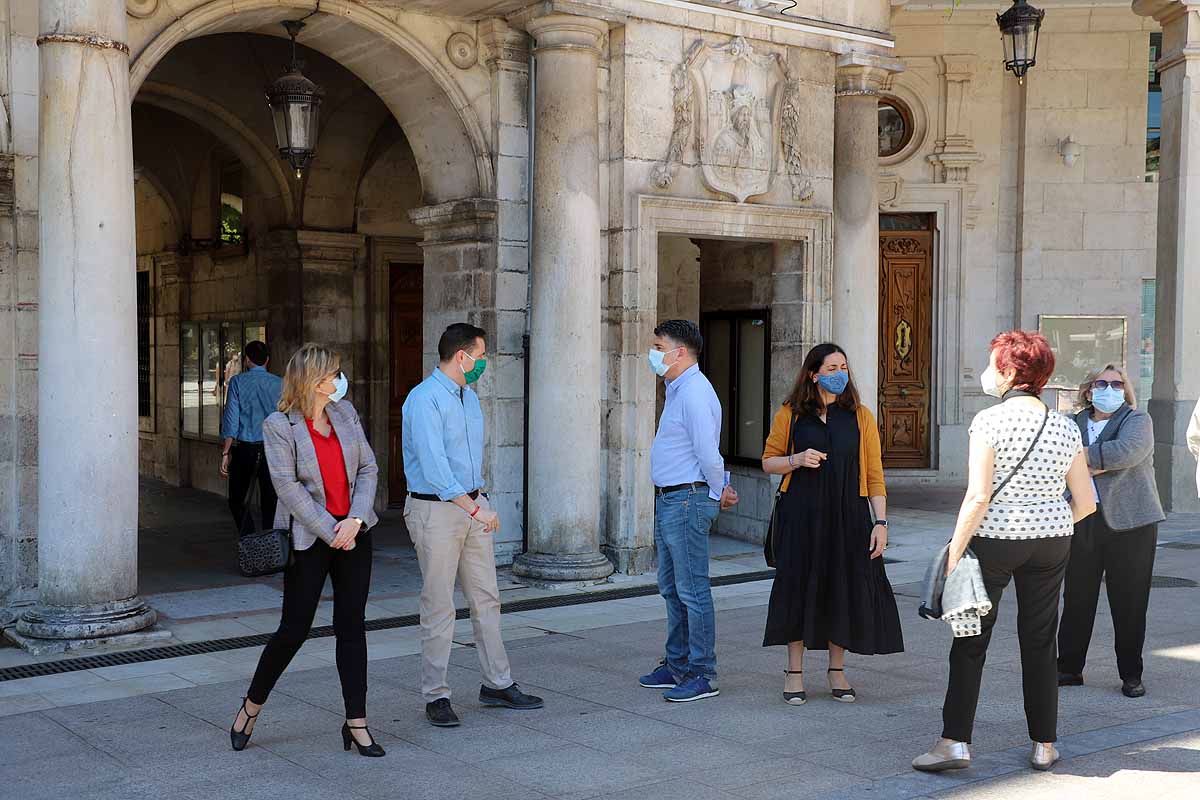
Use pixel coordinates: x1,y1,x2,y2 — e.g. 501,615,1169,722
969,403,1083,540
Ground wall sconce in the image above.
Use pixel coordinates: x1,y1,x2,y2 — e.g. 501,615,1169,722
1057,136,1081,167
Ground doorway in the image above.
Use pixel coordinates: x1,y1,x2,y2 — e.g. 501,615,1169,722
388,260,423,504
878,213,934,469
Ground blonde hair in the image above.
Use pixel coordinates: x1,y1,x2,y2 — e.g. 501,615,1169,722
278,343,341,418
1077,363,1137,411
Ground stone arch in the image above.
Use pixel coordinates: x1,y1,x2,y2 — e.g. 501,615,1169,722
135,82,296,227
132,163,183,246
128,0,492,204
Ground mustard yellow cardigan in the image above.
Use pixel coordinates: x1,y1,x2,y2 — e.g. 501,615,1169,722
761,403,887,497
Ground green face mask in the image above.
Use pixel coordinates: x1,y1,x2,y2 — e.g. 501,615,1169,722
461,353,487,384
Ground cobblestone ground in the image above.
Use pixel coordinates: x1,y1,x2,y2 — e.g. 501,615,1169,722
2,498,1199,799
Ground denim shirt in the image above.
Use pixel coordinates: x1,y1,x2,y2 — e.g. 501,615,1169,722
220,366,283,442
401,369,485,500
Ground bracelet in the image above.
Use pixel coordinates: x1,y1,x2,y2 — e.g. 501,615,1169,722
470,505,481,518
787,453,795,468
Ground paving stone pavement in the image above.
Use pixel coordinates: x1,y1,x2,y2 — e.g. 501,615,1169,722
2,491,1199,798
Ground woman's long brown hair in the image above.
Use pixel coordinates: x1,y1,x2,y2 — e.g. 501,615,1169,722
784,342,860,417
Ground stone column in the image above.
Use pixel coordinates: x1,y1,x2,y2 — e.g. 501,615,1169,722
512,13,613,584
1135,0,1200,512
17,0,157,643
832,53,903,414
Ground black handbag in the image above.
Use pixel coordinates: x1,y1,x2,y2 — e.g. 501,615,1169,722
763,411,796,568
236,450,294,577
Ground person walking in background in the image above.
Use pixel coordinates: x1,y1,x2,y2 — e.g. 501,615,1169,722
1058,365,1165,699
230,344,383,757
638,320,738,703
914,331,1095,774
760,343,902,707
220,340,283,532
403,323,543,728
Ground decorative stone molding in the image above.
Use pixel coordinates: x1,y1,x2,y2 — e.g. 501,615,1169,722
927,54,982,184
446,31,478,70
525,14,607,56
835,52,904,97
652,37,815,204
409,198,499,245
478,19,529,73
296,230,366,270
126,0,159,18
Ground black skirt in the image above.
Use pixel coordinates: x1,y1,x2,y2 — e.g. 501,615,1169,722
762,405,904,655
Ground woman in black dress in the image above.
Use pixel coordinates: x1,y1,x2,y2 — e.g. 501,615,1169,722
761,343,904,705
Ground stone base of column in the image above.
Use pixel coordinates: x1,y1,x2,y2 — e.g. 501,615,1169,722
512,551,614,587
601,544,656,576
14,596,158,643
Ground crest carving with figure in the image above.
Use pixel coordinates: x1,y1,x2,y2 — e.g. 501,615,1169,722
652,37,813,204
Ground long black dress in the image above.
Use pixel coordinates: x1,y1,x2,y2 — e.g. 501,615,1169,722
763,405,904,654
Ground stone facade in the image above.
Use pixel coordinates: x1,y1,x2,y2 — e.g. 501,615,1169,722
1,0,1197,633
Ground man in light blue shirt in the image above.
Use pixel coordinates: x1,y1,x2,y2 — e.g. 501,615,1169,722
639,319,737,703
402,323,543,728
219,340,283,532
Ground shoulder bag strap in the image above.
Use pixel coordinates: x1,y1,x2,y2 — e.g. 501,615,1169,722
990,406,1050,502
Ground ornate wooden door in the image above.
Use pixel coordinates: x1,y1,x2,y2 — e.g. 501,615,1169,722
388,261,423,504
878,217,934,469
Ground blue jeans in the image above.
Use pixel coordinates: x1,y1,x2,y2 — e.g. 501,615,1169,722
655,486,720,681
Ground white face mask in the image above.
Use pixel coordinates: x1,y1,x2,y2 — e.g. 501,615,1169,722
980,364,1004,398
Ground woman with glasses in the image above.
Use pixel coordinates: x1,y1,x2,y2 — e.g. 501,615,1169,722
1057,365,1164,699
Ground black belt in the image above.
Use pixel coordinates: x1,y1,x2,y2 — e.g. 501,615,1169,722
654,482,708,496
234,440,265,447
409,490,480,502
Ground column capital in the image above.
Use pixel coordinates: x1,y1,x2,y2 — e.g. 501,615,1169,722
478,18,530,73
1133,0,1200,24
409,198,499,245
524,13,608,56
296,230,366,265
835,52,905,97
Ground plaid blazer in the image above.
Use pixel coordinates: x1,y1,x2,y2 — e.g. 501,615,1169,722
263,400,380,550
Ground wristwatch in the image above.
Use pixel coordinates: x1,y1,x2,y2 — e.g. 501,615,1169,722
874,519,888,527
351,516,365,529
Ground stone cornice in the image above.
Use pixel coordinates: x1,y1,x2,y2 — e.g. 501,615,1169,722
409,198,499,245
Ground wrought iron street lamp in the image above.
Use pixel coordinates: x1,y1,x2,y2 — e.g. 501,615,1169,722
266,20,324,178
997,0,1045,85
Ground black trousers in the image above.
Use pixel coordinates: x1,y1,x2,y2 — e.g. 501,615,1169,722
1058,509,1158,681
942,535,1072,744
247,532,373,718
228,442,277,533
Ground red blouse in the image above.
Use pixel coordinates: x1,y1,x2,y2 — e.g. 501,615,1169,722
305,418,351,517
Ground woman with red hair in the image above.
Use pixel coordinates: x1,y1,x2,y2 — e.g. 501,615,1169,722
913,331,1096,773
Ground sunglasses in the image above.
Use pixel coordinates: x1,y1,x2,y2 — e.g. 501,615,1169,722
1093,379,1124,390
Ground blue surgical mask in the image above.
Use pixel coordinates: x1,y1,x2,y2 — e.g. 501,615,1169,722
1091,386,1124,414
329,372,348,403
817,371,850,395
648,348,673,377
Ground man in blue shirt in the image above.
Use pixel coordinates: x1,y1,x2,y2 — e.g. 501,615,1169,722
402,323,543,727
639,320,738,702
220,340,283,533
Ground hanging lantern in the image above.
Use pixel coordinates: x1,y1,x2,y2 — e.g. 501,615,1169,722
266,20,324,179
997,0,1045,85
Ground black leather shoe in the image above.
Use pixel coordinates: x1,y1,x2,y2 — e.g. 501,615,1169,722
342,722,386,757
426,698,461,727
1122,679,1146,698
230,697,259,751
1057,672,1084,687
479,682,544,710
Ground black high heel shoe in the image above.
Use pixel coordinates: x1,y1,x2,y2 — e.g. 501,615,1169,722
230,697,259,751
342,722,386,757
783,669,806,706
828,668,856,703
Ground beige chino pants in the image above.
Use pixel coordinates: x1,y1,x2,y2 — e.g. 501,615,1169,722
404,495,512,702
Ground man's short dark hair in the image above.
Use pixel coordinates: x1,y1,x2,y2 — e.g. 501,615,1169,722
244,340,270,366
438,323,487,362
654,319,703,356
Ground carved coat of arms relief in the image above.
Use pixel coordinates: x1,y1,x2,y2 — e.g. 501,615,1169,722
652,37,813,204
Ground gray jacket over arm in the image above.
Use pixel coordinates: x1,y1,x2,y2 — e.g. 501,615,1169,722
263,400,380,550
1078,405,1165,532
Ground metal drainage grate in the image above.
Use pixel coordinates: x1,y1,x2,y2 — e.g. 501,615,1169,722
1158,542,1200,550
1149,575,1199,589
0,568,781,682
